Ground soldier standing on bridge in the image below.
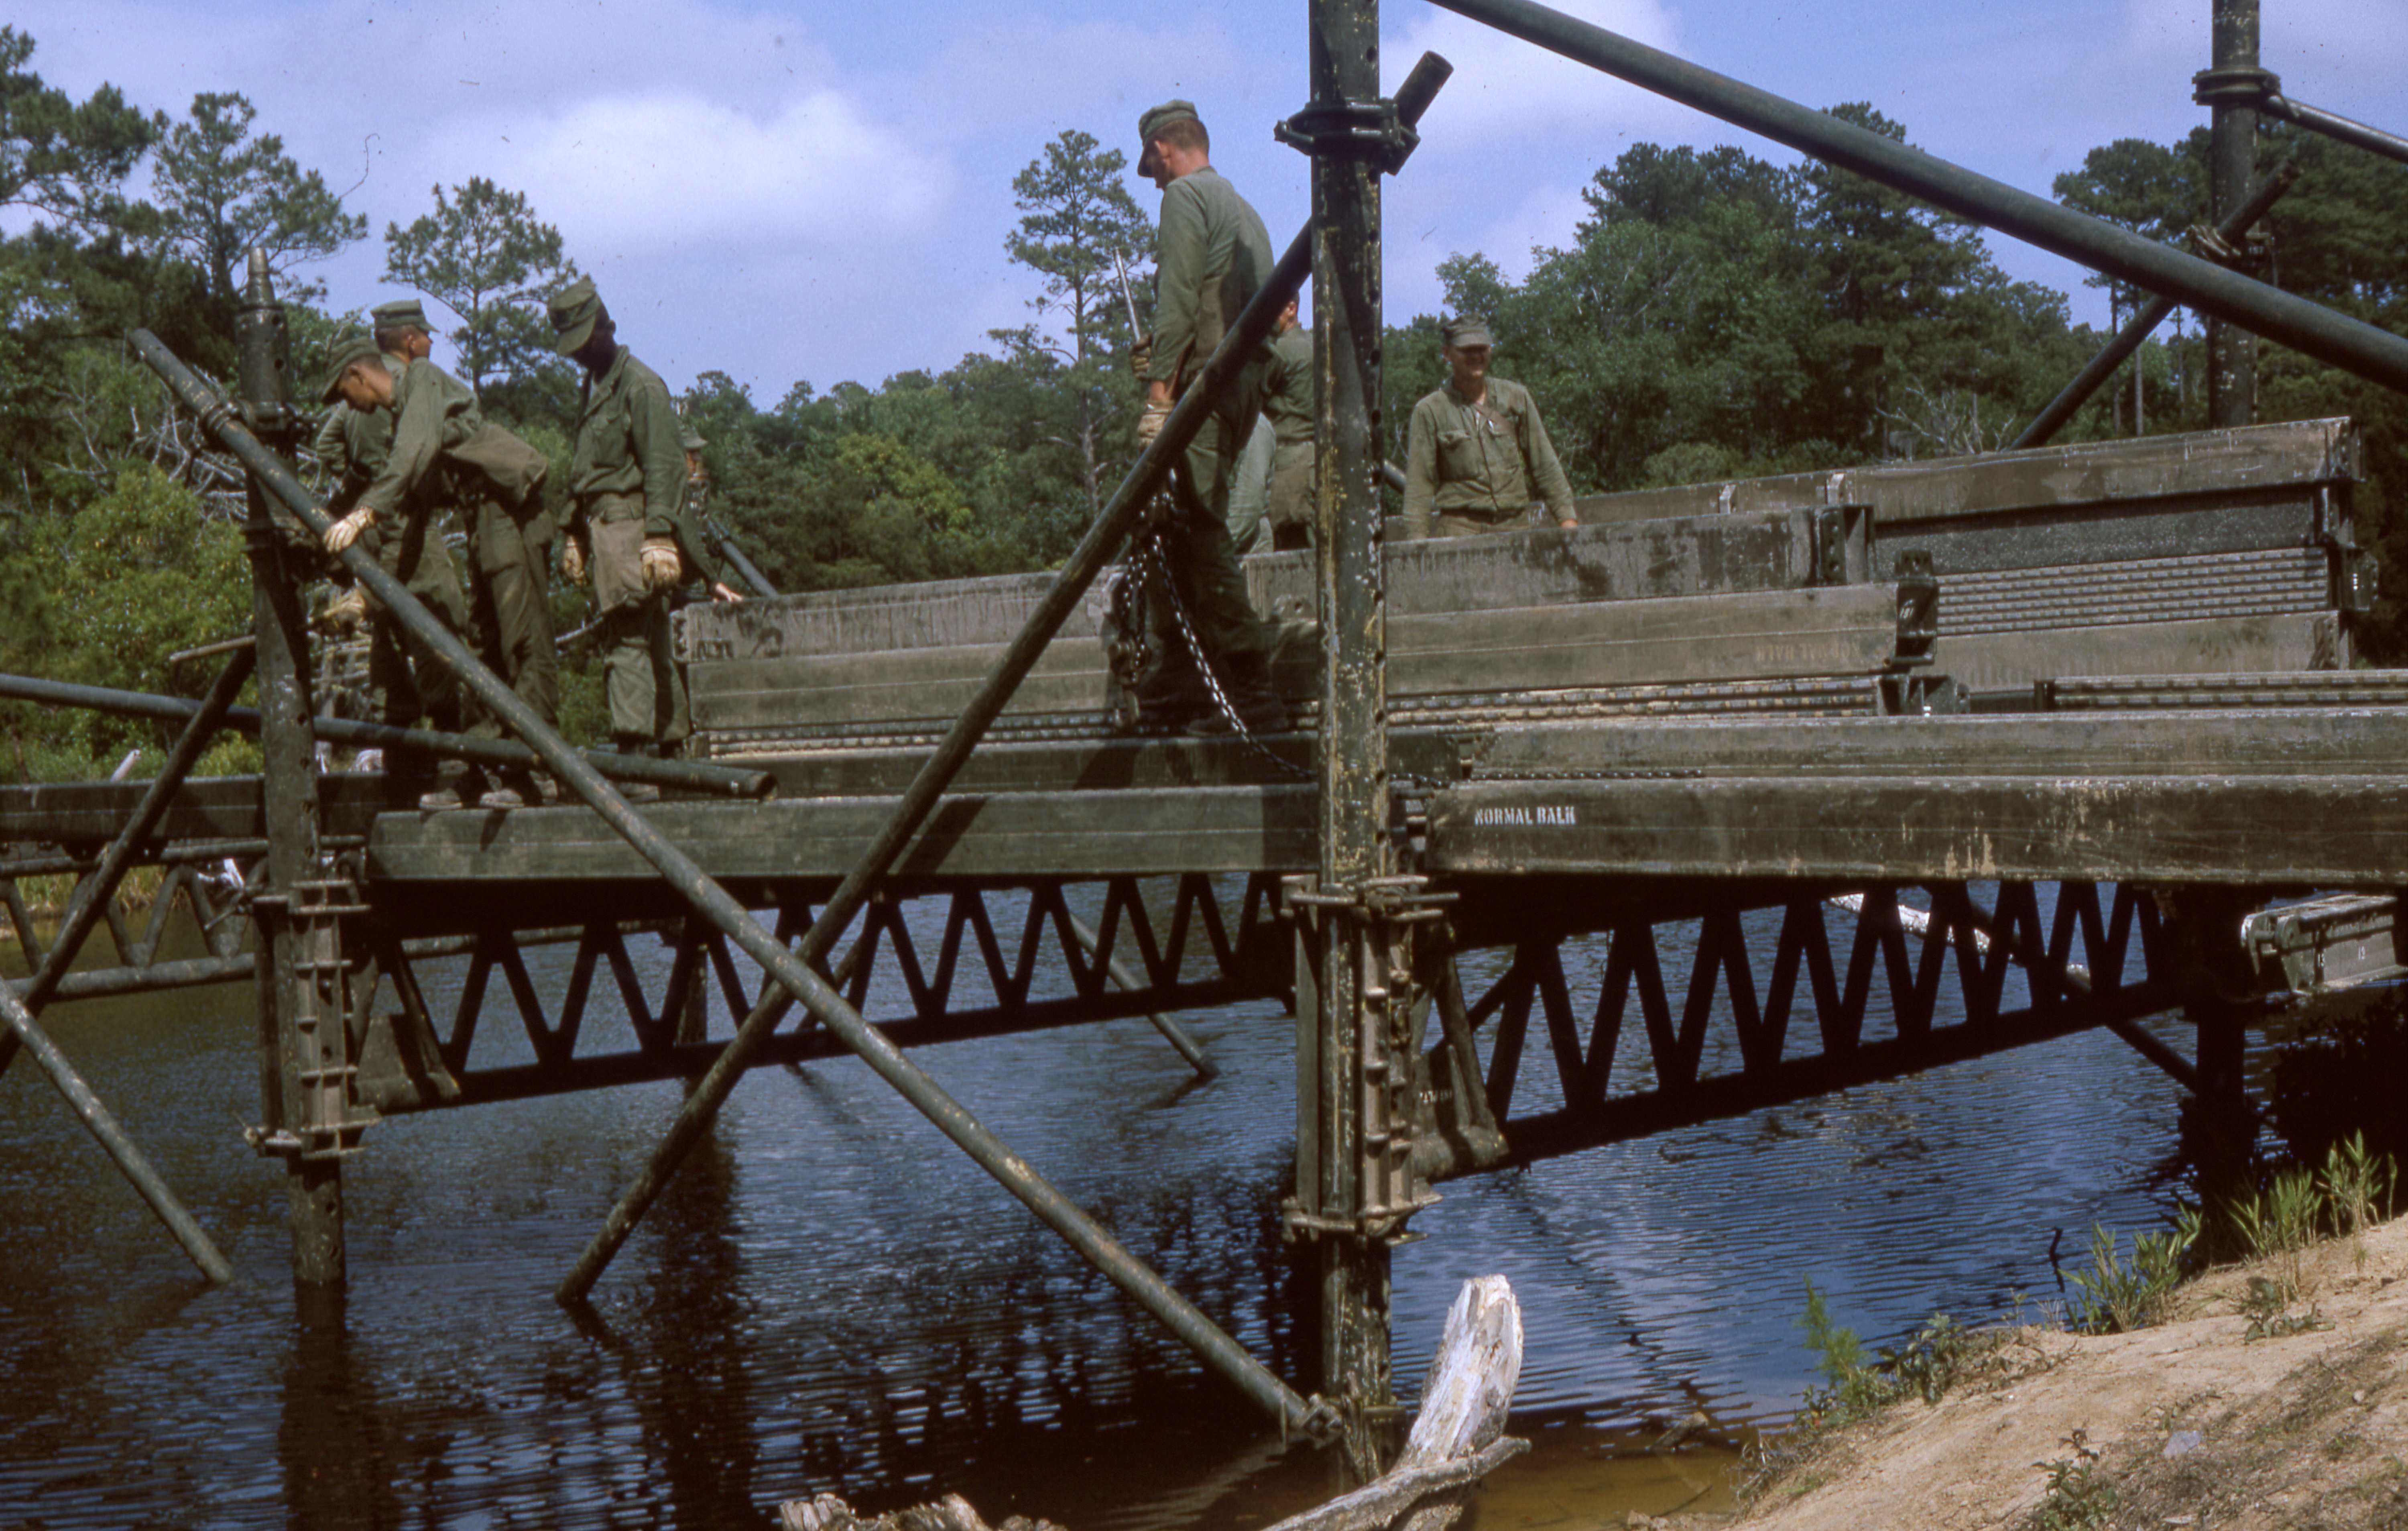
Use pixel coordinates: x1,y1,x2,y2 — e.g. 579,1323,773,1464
550,277,690,786
1403,316,1578,539
326,299,556,806
313,329,486,807
377,300,562,792
1129,99,1287,736
1261,296,1316,551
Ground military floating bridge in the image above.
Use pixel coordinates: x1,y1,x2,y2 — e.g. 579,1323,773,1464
4,0,2406,1476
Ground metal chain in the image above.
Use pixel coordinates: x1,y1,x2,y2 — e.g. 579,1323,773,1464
1121,505,1311,781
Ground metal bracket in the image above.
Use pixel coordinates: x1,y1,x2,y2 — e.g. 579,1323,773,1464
1283,872,1457,923
1275,98,1422,175
1889,549,1940,666
2192,63,2282,110
1279,1194,1434,1247
1810,504,1871,587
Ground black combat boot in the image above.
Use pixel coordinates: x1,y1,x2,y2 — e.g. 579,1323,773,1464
612,735,662,802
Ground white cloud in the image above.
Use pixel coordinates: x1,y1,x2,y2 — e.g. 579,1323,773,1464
1388,0,1690,140
404,90,952,257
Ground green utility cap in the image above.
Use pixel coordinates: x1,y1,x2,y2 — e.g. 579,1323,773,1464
1136,99,1199,177
370,297,433,334
678,417,704,452
318,334,384,403
1441,316,1493,349
549,275,604,357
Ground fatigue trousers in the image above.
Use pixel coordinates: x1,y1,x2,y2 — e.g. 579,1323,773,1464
465,497,559,730
598,598,687,746
1267,438,1316,551
1135,408,1283,727
361,514,473,745
586,492,688,747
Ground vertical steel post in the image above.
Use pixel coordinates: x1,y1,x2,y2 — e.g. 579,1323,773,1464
2164,886,2261,1213
236,250,345,1288
1306,0,1394,1474
2198,0,2263,428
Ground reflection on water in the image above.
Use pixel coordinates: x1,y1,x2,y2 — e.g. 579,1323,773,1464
0,893,2201,1528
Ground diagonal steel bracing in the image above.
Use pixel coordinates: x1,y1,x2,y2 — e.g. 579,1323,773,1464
1422,882,2190,1178
336,876,1285,1112
134,326,1333,1436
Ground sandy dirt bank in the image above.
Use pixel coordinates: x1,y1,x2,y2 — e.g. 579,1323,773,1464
1658,1217,2408,1531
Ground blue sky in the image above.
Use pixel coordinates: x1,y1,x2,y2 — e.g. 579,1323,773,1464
14,0,2405,401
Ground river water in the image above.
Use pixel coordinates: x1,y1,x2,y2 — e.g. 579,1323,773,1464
0,890,2203,1529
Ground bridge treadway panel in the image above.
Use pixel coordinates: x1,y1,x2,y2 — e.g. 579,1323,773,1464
338,702,2408,889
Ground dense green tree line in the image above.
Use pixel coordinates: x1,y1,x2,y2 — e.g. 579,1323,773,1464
0,20,2402,780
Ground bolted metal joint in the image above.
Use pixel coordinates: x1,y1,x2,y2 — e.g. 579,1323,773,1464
1283,871,1457,923
1275,98,1422,175
2192,63,2280,109
1889,550,1940,666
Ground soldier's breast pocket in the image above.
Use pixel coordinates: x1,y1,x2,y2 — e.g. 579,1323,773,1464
1435,428,1483,480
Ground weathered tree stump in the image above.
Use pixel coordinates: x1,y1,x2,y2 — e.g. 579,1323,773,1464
775,1277,1526,1531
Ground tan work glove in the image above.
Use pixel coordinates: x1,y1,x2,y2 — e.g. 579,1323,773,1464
640,536,683,593
1136,399,1172,446
323,505,375,553
711,581,745,603
560,536,587,586
1129,332,1153,380
321,586,368,633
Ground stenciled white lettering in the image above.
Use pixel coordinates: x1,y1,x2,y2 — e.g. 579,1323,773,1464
1470,804,1578,827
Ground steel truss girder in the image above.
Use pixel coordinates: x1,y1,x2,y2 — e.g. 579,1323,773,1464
1424,881,2183,1177
0,845,260,1024
350,873,1290,1115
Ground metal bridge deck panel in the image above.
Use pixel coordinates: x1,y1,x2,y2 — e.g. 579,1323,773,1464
1425,774,2403,885
364,786,1320,884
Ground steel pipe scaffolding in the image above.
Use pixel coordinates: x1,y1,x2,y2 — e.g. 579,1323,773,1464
130,268,1340,1429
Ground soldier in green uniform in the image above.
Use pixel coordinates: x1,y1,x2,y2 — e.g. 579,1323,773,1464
1402,316,1579,539
662,417,745,742
549,277,691,778
321,317,555,807
1261,297,1316,551
1130,99,1286,736
672,419,745,609
1223,409,1276,557
313,332,480,806
368,299,561,801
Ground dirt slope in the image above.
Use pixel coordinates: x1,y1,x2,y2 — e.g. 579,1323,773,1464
1731,1219,2408,1531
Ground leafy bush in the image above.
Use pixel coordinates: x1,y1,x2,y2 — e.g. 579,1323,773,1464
2068,1213,2198,1334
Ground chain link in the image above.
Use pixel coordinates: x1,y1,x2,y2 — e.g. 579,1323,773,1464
1119,501,1312,782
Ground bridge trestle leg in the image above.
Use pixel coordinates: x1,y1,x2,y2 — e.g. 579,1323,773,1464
2164,885,2266,1207
234,250,354,1290
1287,0,1459,1477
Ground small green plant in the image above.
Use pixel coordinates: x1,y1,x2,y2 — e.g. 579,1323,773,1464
2032,1433,2115,1531
1879,1311,1973,1403
2068,1214,2196,1334
2319,1132,2396,1266
2230,1166,2321,1302
1797,1278,1895,1422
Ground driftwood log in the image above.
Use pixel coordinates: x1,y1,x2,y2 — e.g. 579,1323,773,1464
778,1492,1063,1531
776,1276,1526,1531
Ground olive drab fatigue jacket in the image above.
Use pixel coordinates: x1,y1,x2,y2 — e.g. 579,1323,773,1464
1146,167,1274,407
568,347,686,540
1402,377,1577,537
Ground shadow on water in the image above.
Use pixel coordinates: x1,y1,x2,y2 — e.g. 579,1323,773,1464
0,890,2239,1527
